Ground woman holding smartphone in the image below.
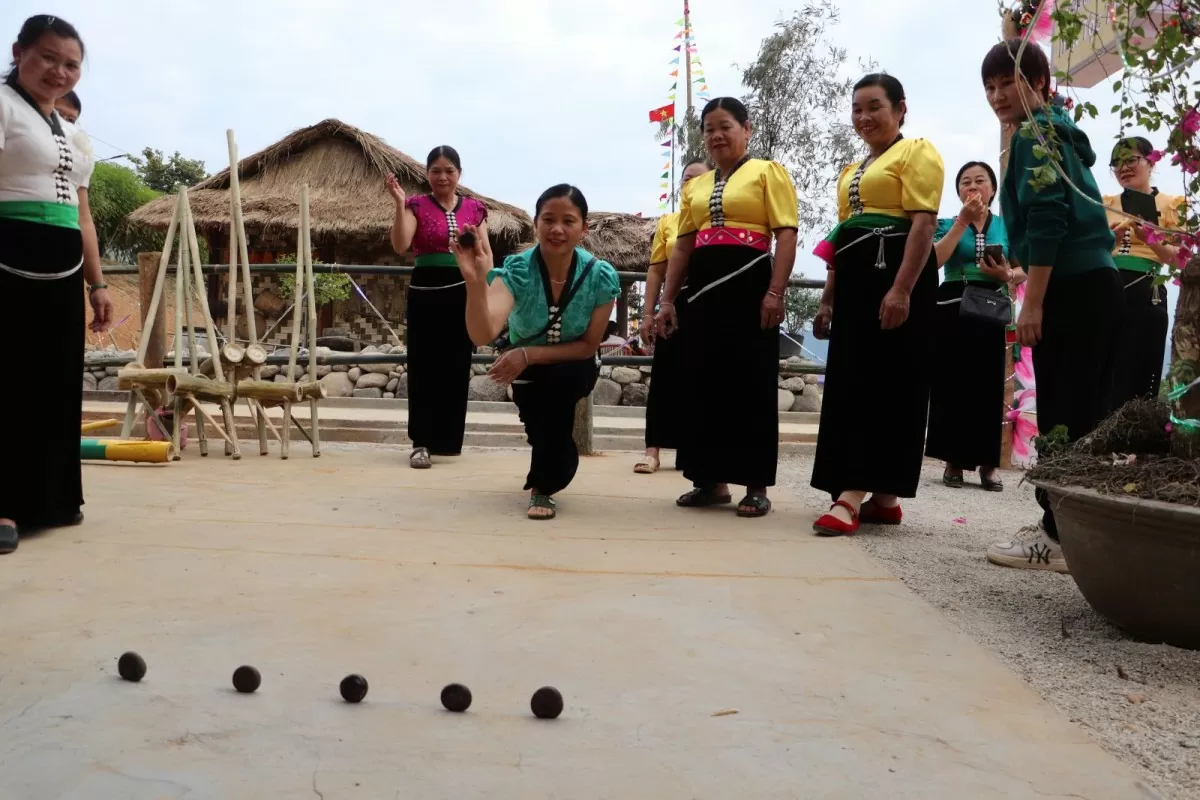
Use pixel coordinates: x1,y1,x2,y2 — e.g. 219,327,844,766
1103,136,1185,405
926,161,1024,491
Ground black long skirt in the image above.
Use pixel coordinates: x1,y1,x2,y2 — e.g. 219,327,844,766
1033,268,1124,538
511,358,599,496
676,245,778,488
0,266,85,528
811,226,937,499
644,302,688,450
925,281,1008,470
1110,269,1169,406
405,267,473,455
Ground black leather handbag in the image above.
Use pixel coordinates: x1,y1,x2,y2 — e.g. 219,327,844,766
959,284,1012,327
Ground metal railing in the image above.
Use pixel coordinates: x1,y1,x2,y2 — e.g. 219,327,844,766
102,262,827,290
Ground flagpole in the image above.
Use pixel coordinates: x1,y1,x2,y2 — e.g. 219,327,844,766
670,133,676,212
684,0,694,119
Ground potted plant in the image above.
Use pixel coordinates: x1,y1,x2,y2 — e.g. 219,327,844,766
1014,0,1199,649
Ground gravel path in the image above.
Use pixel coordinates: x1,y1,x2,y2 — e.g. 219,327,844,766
778,455,1200,800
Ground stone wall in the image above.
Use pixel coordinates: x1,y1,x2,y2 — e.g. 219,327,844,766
82,348,823,410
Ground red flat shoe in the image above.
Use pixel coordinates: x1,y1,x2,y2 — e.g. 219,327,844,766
813,500,860,537
860,500,902,525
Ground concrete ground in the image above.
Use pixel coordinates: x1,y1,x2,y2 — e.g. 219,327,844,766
0,447,1162,799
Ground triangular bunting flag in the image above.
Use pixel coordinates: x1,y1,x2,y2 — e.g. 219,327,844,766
670,82,677,90
660,193,668,200
667,94,676,101
674,31,683,39
675,17,684,24
700,84,709,91
661,172,669,179
669,70,678,76
659,140,671,147
669,57,679,64
673,45,681,51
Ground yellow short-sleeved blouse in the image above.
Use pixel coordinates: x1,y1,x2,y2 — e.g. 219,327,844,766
836,138,944,222
1102,191,1185,264
677,158,798,236
650,212,679,264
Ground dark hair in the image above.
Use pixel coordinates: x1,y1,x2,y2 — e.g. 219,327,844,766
1110,136,1154,166
981,39,1052,100
425,145,461,172
853,73,907,127
683,158,711,171
699,97,749,127
955,161,998,196
605,320,619,337
535,184,589,219
6,15,85,82
59,89,81,113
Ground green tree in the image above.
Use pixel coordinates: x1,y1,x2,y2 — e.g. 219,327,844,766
784,287,822,335
740,4,873,241
131,147,208,193
275,253,352,307
87,162,161,261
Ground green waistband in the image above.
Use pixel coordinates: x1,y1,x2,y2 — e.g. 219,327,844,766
1113,254,1160,274
413,252,458,267
839,213,911,233
0,201,80,230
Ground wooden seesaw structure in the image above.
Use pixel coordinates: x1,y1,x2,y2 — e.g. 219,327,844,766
115,130,324,461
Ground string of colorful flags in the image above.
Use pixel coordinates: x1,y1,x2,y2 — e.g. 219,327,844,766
648,8,712,211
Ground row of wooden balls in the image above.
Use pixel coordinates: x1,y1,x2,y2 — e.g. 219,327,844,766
117,652,564,719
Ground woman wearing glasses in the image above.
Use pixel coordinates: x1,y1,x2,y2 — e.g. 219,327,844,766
1103,136,1185,405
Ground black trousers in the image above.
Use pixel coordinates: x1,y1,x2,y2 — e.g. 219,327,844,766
1032,269,1124,538
1110,269,1170,406
511,358,599,497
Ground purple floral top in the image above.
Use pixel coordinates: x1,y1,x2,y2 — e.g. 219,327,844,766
404,194,489,256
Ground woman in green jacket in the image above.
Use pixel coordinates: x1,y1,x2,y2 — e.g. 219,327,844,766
979,40,1123,574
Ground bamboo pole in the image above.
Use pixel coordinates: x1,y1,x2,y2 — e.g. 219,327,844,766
237,379,302,403
286,196,306,383
294,381,326,401
81,419,121,434
281,399,292,459
123,192,184,438
185,399,235,447
221,343,246,364
227,129,266,456
253,400,282,442
245,344,268,365
302,184,321,457
181,239,207,456
117,367,189,389
288,410,314,446
171,202,186,459
166,374,236,401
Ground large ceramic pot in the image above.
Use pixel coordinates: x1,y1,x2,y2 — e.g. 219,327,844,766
1037,483,1200,650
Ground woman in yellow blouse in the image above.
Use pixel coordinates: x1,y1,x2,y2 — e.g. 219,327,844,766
635,159,711,474
1103,136,1185,405
809,73,944,537
655,97,798,518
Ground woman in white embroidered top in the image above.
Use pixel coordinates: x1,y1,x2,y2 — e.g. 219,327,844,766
0,15,111,555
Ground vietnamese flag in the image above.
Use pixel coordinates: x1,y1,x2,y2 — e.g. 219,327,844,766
648,103,674,123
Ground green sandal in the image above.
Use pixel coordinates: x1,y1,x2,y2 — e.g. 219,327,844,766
528,494,557,520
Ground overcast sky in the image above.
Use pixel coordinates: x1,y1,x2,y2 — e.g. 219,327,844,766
2,0,1188,310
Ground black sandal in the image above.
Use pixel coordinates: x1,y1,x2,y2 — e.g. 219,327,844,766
0,523,18,554
979,469,1004,492
736,494,772,518
676,487,732,508
943,468,964,488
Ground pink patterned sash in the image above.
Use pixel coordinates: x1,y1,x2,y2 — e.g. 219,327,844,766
695,226,771,251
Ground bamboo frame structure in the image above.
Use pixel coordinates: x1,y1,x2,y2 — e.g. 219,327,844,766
278,183,322,459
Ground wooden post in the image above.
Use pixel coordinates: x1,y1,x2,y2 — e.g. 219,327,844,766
572,394,594,456
137,252,166,369
302,185,322,458
616,283,629,337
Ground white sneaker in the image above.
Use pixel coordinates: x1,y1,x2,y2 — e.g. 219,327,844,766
986,523,1069,574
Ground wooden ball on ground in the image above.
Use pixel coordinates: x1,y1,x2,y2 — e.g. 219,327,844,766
440,683,472,713
232,665,261,693
530,686,563,719
118,651,146,682
340,674,368,703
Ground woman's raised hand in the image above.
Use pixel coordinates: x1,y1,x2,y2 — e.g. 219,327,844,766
385,174,406,206
452,224,491,283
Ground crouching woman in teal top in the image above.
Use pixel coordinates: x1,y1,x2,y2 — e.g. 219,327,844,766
453,184,620,519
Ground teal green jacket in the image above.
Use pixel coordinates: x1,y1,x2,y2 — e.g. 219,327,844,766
999,106,1115,280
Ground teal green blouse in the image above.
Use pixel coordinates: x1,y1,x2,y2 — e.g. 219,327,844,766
935,213,1010,285
488,246,620,346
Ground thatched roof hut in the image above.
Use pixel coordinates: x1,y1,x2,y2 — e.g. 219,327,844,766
519,211,658,272
126,119,534,253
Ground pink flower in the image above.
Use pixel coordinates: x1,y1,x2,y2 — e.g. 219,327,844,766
1143,225,1167,245
1171,150,1200,174
1182,108,1200,137
1146,149,1165,164
1176,245,1195,268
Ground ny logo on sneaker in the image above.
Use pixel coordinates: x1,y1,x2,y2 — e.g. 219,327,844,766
1028,543,1053,565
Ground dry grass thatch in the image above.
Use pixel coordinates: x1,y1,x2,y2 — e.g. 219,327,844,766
519,211,658,271
126,119,534,248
